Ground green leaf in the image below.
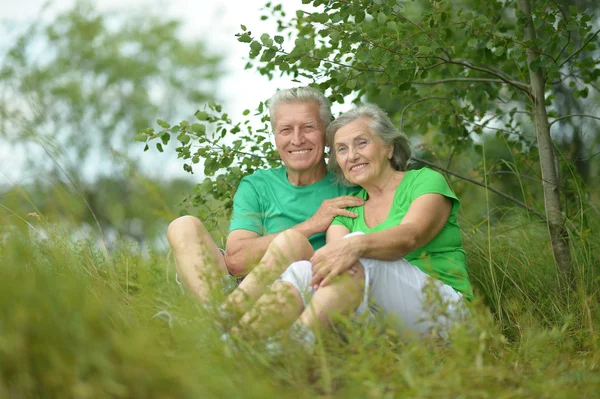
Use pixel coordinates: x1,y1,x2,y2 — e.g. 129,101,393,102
377,12,387,25
241,24,247,31
274,35,284,44
260,33,273,47
177,133,191,145
195,110,209,121
468,38,478,48
355,11,365,23
418,46,431,55
191,123,206,134
238,34,252,43
156,143,163,152
156,119,170,129
398,82,412,91
250,40,262,53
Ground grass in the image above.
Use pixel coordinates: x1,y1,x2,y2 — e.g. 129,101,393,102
1,213,599,398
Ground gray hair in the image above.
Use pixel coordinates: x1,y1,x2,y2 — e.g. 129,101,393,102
326,104,412,185
268,86,332,131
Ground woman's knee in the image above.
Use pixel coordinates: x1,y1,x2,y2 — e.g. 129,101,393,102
270,229,313,258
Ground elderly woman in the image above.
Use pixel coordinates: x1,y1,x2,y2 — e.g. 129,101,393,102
225,104,472,343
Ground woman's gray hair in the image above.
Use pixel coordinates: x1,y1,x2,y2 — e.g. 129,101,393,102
326,104,411,185
268,86,332,131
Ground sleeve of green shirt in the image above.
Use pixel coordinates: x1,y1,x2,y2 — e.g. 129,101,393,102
411,168,460,212
330,214,353,230
228,177,263,235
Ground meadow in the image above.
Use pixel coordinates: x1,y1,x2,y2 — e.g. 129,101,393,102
1,206,598,398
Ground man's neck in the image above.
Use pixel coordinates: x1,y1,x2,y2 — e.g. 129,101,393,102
286,162,327,187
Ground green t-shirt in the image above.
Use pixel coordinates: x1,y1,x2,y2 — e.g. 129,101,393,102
229,168,356,250
331,168,473,300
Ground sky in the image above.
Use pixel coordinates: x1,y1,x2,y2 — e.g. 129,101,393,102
0,0,304,183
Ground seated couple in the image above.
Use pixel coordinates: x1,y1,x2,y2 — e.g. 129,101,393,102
168,87,472,346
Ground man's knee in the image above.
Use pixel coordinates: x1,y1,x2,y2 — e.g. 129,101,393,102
167,215,207,246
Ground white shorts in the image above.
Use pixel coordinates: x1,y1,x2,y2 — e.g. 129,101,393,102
276,232,469,336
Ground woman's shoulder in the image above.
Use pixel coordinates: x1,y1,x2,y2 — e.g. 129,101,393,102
351,187,368,200
406,167,443,179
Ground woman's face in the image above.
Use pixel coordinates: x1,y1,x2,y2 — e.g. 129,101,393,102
333,118,393,186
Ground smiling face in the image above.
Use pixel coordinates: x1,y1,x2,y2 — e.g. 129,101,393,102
333,118,393,186
273,101,326,176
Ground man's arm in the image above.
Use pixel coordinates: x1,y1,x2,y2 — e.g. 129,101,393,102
225,195,364,276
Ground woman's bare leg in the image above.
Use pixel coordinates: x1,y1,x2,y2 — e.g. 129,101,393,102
299,262,365,331
223,229,313,318
167,215,228,302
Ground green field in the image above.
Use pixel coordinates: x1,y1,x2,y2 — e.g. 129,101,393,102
1,212,598,398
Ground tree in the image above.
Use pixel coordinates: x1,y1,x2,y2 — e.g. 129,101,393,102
0,0,223,243
141,0,599,283
0,0,221,180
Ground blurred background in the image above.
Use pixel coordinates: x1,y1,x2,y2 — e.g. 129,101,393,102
0,0,291,249
1,0,598,252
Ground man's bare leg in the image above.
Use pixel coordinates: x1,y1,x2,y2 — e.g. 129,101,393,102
222,229,313,319
230,281,305,339
167,215,228,302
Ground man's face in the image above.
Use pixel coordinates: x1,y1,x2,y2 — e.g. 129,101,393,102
273,102,326,174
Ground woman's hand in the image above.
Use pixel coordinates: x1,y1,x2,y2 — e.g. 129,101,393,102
309,237,361,289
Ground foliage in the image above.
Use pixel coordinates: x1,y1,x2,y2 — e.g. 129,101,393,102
140,0,599,275
141,0,598,222
0,173,200,246
0,0,221,179
0,0,223,244
1,217,599,397
138,102,282,227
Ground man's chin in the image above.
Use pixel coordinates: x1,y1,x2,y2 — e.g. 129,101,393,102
284,160,322,172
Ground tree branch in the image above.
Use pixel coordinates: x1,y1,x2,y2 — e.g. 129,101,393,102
400,97,453,129
412,78,506,85
558,28,600,68
411,157,546,220
390,11,452,60
444,58,531,93
549,113,600,128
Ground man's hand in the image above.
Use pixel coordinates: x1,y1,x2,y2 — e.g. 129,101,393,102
305,196,364,233
309,237,361,289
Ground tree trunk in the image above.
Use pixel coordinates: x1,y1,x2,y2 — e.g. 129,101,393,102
517,0,572,283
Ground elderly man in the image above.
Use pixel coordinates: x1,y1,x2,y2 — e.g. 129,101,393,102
167,87,363,303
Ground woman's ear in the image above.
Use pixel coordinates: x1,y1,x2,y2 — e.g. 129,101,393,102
387,145,393,160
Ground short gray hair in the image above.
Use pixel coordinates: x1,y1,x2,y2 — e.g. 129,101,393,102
326,104,411,185
268,86,332,131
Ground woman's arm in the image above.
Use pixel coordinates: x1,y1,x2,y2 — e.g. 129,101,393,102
310,193,451,288
353,193,452,261
326,224,351,243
